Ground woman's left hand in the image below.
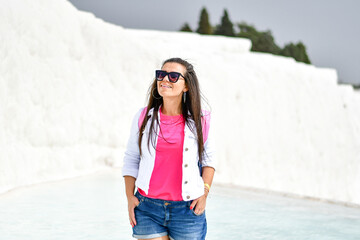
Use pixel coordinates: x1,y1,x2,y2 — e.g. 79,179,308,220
190,194,207,215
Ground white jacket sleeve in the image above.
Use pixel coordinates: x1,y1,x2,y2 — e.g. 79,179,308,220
122,108,144,178
202,113,216,170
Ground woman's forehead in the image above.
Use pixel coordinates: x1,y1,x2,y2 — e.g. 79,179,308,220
162,62,186,75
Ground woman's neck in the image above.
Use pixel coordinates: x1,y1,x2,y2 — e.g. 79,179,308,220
161,98,182,116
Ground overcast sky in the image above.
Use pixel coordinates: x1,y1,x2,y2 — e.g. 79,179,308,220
69,0,360,85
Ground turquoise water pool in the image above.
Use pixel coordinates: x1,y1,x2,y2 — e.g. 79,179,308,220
0,170,359,240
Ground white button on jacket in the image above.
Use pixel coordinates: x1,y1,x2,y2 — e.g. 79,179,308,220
122,107,216,201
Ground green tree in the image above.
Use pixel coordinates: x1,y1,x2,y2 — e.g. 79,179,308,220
237,22,281,55
180,23,192,32
281,42,311,64
237,22,258,35
196,7,212,34
252,31,281,54
214,9,235,36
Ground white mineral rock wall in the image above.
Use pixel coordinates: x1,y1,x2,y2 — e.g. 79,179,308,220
1,0,359,205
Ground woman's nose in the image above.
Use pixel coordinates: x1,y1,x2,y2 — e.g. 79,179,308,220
163,75,170,82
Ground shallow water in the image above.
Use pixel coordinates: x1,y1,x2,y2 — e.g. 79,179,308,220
0,170,359,240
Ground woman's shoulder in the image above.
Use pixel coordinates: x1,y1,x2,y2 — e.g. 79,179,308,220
137,106,148,129
201,109,211,121
200,110,212,142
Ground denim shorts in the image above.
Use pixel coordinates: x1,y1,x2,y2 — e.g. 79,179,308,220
133,191,207,240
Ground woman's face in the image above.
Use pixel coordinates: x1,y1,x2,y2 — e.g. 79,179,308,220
157,62,188,100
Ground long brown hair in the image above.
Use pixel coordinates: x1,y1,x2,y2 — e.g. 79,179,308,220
138,58,206,163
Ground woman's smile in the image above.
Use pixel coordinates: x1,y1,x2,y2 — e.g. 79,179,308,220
160,83,172,88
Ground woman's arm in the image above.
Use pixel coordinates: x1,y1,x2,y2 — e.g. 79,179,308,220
189,112,216,214
124,176,139,227
123,108,145,227
122,108,144,178
202,166,215,197
189,166,215,214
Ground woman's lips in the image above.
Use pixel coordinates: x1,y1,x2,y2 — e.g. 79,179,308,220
161,84,172,88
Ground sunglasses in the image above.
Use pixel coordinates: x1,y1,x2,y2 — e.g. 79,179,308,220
155,70,185,83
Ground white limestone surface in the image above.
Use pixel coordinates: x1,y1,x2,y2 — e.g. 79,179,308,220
0,0,359,205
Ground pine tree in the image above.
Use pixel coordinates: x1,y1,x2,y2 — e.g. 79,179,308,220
238,22,258,35
180,23,192,32
196,7,212,35
295,42,311,64
237,22,258,43
281,42,311,64
214,9,235,36
237,22,281,55
252,31,281,54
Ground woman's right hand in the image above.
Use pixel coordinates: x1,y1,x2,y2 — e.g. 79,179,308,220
127,195,140,227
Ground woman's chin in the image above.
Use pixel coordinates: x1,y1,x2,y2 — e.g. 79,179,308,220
159,92,174,98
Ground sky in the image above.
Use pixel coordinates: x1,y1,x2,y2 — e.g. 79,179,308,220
68,0,360,85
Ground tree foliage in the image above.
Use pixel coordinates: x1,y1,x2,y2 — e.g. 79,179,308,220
237,22,311,64
280,42,311,64
238,22,281,54
179,9,312,64
180,23,192,32
196,7,212,35
214,9,235,36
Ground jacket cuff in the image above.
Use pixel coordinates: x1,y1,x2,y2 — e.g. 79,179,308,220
122,168,139,179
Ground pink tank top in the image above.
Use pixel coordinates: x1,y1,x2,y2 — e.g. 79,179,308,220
137,106,211,201
138,107,185,200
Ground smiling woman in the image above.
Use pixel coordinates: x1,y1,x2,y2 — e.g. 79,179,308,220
156,63,188,110
122,58,216,240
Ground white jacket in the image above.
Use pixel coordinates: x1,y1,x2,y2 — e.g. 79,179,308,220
122,107,216,201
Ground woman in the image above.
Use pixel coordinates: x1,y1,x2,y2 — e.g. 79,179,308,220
122,57,215,240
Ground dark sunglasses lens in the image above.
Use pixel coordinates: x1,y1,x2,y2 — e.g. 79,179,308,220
168,72,180,82
156,70,166,80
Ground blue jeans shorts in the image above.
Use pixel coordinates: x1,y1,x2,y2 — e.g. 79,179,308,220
133,191,207,240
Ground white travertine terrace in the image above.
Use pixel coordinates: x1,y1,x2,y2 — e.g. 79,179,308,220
0,0,359,205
